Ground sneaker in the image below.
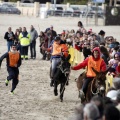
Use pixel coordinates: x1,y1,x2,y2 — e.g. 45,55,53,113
10,91,14,95
5,79,9,86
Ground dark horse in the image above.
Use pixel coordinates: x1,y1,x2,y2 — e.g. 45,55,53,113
50,54,71,102
76,68,109,103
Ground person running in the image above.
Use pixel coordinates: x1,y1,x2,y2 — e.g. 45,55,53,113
0,44,22,94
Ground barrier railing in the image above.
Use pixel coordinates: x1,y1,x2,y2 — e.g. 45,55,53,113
68,46,113,91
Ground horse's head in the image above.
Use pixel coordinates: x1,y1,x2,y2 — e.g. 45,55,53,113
92,67,109,95
58,54,71,77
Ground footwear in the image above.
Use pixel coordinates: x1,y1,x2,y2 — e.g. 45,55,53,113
25,58,28,60
10,91,14,95
5,79,9,86
79,90,85,101
33,57,36,60
50,80,54,87
66,81,69,86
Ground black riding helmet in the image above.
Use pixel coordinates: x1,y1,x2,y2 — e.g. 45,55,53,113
54,36,61,41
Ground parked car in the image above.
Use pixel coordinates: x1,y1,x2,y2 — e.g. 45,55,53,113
47,6,64,16
65,7,81,17
0,4,21,14
81,6,105,18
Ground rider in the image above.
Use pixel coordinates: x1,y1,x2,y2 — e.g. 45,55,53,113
71,47,106,99
42,35,69,86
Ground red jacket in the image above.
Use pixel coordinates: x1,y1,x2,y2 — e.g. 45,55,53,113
116,65,120,73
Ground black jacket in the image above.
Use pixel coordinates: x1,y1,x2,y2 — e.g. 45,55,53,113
4,32,15,42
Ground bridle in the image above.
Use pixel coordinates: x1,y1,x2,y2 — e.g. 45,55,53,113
57,61,70,77
91,78,99,95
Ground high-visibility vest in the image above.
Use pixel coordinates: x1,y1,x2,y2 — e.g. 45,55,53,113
19,33,30,46
87,56,103,77
8,51,20,67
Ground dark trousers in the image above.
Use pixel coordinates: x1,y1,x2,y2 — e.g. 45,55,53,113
7,67,19,92
21,46,29,59
7,41,13,52
30,40,36,58
82,77,94,95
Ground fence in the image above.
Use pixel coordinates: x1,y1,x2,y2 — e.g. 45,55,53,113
68,47,113,91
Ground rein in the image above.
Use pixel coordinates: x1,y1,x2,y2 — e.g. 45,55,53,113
91,78,99,95
57,62,69,77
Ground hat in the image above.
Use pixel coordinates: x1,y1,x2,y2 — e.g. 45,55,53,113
98,30,105,35
106,90,118,100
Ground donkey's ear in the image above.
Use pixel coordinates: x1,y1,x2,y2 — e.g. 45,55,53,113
66,54,71,61
92,67,99,75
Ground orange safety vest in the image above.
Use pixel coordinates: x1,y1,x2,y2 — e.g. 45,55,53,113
52,42,61,56
87,56,103,77
52,42,68,57
61,44,69,57
8,51,20,67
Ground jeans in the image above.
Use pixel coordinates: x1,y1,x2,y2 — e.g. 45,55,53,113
30,40,36,58
51,58,61,78
7,41,13,52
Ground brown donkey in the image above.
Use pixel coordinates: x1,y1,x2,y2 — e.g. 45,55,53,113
76,68,109,103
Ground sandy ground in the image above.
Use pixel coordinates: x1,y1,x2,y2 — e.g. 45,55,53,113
0,14,120,120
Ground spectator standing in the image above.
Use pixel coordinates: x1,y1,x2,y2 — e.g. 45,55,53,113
19,27,30,60
4,27,15,52
29,25,38,59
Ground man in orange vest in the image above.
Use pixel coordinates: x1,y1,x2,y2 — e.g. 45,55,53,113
0,44,21,94
71,47,106,99
42,36,68,87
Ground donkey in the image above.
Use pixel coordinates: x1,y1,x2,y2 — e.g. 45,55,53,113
76,68,109,103
50,54,71,102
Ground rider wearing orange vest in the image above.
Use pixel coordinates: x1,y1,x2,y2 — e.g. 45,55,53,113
71,47,106,98
42,36,69,86
0,44,21,94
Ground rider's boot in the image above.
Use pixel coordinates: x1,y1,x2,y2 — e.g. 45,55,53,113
50,79,54,87
79,90,85,102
